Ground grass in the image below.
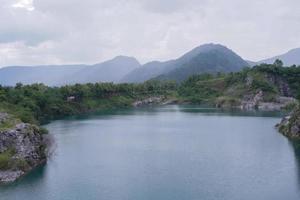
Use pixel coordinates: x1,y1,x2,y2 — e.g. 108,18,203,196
0,116,20,131
0,148,16,170
0,148,32,171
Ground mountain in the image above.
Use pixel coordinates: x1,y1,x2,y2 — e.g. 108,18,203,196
0,56,140,86
259,48,300,66
122,44,249,83
61,56,140,85
0,65,86,86
246,60,257,66
0,44,251,85
121,60,176,83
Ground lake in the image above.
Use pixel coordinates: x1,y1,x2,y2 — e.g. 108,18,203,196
1,105,300,200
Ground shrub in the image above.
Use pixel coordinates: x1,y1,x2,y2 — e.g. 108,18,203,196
0,148,16,170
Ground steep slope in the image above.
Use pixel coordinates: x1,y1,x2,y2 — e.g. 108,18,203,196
259,48,300,66
121,60,176,83
0,56,140,86
157,44,249,82
122,44,249,83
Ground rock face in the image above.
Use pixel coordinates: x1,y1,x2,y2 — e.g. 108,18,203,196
132,96,166,107
277,107,300,138
265,73,293,97
240,90,296,111
0,114,48,183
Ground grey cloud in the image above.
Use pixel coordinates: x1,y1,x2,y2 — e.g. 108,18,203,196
0,0,300,66
137,0,209,14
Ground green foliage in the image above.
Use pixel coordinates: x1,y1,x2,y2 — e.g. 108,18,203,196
0,148,16,170
178,62,300,105
251,79,276,93
283,101,299,112
253,62,300,99
215,96,241,108
0,115,21,131
0,81,177,124
0,61,299,125
0,148,31,171
39,127,49,135
274,59,283,67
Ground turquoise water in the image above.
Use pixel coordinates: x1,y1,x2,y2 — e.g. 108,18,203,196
1,105,300,200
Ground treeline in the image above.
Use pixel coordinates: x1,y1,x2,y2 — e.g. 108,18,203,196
0,80,176,124
1,60,299,124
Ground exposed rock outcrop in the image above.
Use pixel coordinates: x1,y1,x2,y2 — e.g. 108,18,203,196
132,96,165,107
240,90,296,111
265,73,293,97
277,107,300,138
132,96,178,107
0,114,49,184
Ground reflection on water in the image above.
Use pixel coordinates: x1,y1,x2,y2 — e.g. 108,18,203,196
289,140,300,188
0,165,47,197
60,105,285,121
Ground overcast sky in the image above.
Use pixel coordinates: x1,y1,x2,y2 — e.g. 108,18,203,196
0,0,299,66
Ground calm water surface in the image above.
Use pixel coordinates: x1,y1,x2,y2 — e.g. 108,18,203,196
1,105,300,200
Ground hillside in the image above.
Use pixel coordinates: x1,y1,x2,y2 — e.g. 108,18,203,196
0,56,140,86
178,62,300,110
121,60,176,83
122,44,249,83
259,48,300,66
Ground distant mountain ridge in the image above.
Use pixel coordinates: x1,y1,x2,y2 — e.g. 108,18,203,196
122,43,250,82
259,48,300,66
4,43,299,86
0,56,140,86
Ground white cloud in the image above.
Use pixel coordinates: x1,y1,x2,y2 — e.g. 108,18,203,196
0,0,300,66
12,0,35,11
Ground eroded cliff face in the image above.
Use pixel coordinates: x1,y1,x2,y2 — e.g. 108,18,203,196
0,113,49,183
277,107,300,138
239,90,296,111
265,73,293,97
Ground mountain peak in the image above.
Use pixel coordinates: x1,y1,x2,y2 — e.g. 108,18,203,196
183,43,232,59
110,55,140,63
123,43,249,83
193,43,228,51
93,55,140,68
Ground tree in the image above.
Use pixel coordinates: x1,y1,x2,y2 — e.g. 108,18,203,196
274,59,283,67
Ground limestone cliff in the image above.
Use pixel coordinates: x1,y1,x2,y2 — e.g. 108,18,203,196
0,113,49,183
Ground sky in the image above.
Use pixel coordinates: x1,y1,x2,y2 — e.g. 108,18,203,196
0,0,300,66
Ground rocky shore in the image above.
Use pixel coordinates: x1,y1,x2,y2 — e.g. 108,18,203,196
240,90,297,111
277,107,300,138
132,96,177,107
0,113,49,184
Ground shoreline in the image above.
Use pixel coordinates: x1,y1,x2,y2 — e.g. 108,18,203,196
0,98,298,184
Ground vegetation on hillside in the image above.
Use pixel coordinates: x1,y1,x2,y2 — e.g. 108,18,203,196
0,80,176,124
0,59,299,126
178,61,300,106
